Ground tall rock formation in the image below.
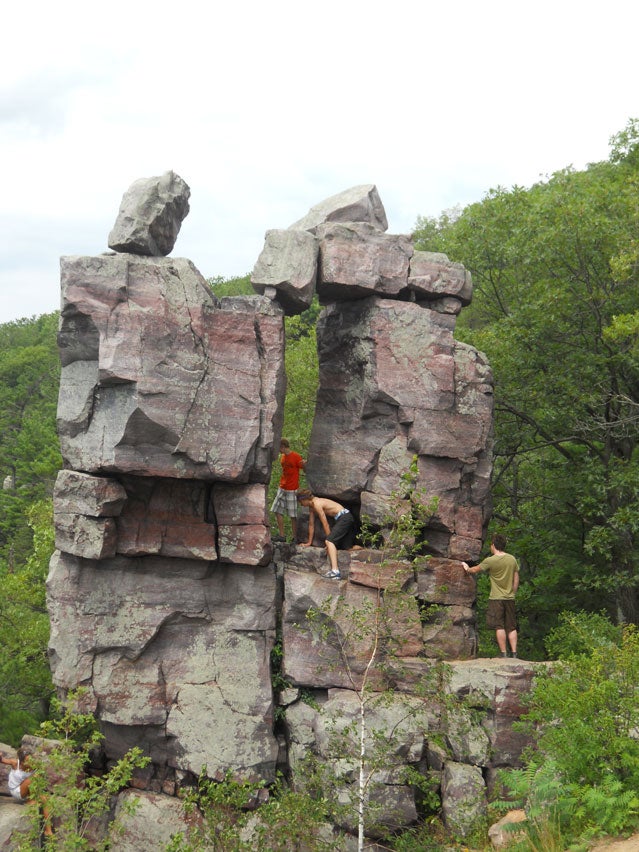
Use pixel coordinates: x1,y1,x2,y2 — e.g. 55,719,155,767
50,173,285,786
254,186,493,563
46,178,533,846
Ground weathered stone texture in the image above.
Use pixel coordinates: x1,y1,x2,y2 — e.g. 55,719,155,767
441,761,487,837
408,250,473,304
446,658,540,771
54,470,128,516
47,551,278,779
286,689,434,836
251,228,318,315
48,181,521,845
58,254,284,482
115,477,218,560
108,170,190,256
109,790,193,852
289,183,388,233
305,296,493,561
316,223,413,301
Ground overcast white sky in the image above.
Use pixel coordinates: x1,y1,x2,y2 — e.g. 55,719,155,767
2,0,638,324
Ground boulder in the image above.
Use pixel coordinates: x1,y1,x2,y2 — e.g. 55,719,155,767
54,513,118,560
408,251,473,305
441,761,487,838
347,550,414,590
290,184,388,233
421,604,477,659
316,223,413,301
53,470,127,516
251,228,318,315
53,471,128,559
109,790,193,852
108,171,190,256
416,558,476,607
446,658,542,770
0,743,14,797
282,569,393,690
0,800,30,850
488,809,527,849
286,688,435,836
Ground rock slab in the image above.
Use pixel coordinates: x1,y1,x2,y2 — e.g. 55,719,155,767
108,170,190,256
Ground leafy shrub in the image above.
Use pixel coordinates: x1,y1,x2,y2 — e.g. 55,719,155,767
501,625,639,844
16,691,149,850
544,610,622,659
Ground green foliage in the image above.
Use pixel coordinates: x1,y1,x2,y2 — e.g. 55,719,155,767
166,771,339,851
282,298,320,459
0,312,61,568
544,610,622,659
501,625,639,844
207,274,254,297
17,691,150,850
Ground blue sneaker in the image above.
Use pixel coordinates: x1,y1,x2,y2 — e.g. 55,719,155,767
323,569,341,579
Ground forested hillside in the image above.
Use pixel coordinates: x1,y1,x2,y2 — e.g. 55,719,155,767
0,311,61,741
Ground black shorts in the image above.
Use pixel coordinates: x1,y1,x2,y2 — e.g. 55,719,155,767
486,599,517,633
326,512,356,550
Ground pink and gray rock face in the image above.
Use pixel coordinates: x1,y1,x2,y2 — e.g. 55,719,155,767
47,551,278,780
252,182,493,557
50,181,508,840
251,228,318,315
306,297,493,561
58,253,284,481
108,171,191,257
51,238,286,783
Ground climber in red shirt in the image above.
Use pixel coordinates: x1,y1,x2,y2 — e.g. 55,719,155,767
270,439,305,542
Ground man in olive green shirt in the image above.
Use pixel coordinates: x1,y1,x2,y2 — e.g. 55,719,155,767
462,533,519,658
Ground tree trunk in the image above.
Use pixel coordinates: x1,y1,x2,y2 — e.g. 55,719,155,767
616,584,639,625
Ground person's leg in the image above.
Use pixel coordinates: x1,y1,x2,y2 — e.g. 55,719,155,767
504,601,518,656
486,600,507,655
284,490,298,541
325,540,339,573
22,781,53,838
495,628,507,655
271,490,287,539
508,629,517,655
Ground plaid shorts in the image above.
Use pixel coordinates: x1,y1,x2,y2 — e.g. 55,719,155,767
270,488,298,518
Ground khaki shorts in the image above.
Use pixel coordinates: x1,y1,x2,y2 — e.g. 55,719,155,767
486,599,517,632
